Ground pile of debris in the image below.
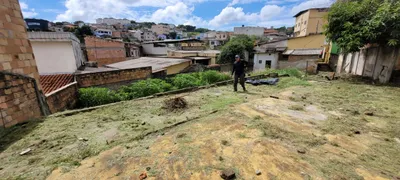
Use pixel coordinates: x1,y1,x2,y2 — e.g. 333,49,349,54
163,97,188,111
245,78,280,86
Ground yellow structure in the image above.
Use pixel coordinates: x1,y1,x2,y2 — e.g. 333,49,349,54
165,61,191,75
287,34,327,49
293,8,329,37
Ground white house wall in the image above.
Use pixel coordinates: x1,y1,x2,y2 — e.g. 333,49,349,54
142,44,167,56
253,53,279,71
32,41,78,74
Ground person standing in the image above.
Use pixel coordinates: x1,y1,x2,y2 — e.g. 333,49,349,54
232,55,246,92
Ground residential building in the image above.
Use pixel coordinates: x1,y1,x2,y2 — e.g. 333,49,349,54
282,48,323,62
143,29,157,41
84,36,127,67
158,34,167,40
287,34,327,49
254,40,287,71
112,31,122,38
96,18,130,25
209,31,230,49
168,50,220,65
234,26,265,36
142,39,205,56
94,29,112,37
151,24,170,35
49,27,64,32
293,8,329,37
28,32,85,74
264,28,279,36
125,43,141,58
89,23,115,30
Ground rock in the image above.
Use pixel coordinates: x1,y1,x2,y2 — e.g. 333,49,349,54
0,167,3,170
220,169,236,180
219,156,224,161
139,172,147,180
364,112,374,116
146,167,151,171
78,138,89,141
177,133,187,138
19,148,32,155
145,146,150,149
297,149,306,154
354,130,361,135
141,122,146,125
301,96,307,100
256,170,262,175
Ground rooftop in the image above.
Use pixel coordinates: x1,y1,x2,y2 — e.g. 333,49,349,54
293,7,329,17
39,74,74,95
28,32,80,43
143,38,203,44
105,57,191,72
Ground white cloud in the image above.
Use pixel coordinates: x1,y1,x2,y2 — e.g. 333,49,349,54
209,5,283,27
228,0,260,6
291,0,333,15
20,2,38,18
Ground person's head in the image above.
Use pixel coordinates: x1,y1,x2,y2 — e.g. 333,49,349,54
235,55,240,62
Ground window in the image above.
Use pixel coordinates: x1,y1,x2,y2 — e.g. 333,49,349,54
259,60,262,64
304,20,307,25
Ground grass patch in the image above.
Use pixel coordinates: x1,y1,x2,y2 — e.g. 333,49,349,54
288,104,305,111
277,77,311,89
251,68,305,78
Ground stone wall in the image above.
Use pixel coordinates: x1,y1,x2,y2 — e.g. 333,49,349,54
0,73,41,127
46,82,78,114
76,67,152,88
0,0,46,127
84,36,126,67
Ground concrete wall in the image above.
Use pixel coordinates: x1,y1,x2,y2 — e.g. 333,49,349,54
46,82,77,114
279,59,319,73
288,34,326,49
288,55,320,62
234,27,264,36
0,0,47,127
32,41,77,74
166,61,191,75
253,53,279,71
84,36,126,66
76,67,152,88
142,43,167,56
336,46,400,83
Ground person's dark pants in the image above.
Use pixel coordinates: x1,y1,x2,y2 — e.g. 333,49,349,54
234,73,246,91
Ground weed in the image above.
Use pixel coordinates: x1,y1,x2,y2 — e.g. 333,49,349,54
237,132,247,138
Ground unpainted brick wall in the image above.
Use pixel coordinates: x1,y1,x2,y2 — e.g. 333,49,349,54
76,67,152,88
46,82,78,114
0,0,44,128
0,73,41,127
288,55,320,62
84,36,126,66
0,0,41,85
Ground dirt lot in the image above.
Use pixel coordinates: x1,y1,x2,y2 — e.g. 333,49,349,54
1,76,399,180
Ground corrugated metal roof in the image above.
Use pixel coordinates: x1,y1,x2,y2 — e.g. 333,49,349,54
28,32,80,43
40,74,74,95
283,48,323,55
104,57,191,73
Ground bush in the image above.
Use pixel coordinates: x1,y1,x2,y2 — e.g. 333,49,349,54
119,79,174,99
78,88,122,108
200,70,231,84
172,74,204,89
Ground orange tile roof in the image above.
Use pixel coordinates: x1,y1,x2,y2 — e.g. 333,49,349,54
40,74,74,94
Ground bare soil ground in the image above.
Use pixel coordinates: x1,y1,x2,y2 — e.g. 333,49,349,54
1,76,400,180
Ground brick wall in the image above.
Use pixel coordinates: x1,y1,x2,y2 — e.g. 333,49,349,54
0,73,41,127
0,0,40,85
84,36,126,67
288,55,320,62
46,82,78,114
0,0,45,128
76,67,152,88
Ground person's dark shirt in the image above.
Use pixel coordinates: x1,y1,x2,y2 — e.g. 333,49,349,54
232,60,246,75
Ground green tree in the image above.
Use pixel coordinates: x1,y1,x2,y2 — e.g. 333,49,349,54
218,35,254,64
325,0,400,52
194,28,209,33
185,25,196,32
130,20,136,24
74,20,84,25
74,25,93,43
169,32,177,39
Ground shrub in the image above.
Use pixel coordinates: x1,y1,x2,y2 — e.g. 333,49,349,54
200,70,231,84
172,73,205,89
119,79,174,99
78,88,122,108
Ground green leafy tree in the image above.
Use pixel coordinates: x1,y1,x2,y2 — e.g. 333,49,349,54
218,35,254,64
74,20,84,25
74,25,93,43
194,28,209,33
325,0,400,52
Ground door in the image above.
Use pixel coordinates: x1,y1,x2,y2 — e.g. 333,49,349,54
265,60,272,69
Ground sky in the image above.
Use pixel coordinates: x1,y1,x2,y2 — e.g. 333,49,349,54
20,0,334,31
